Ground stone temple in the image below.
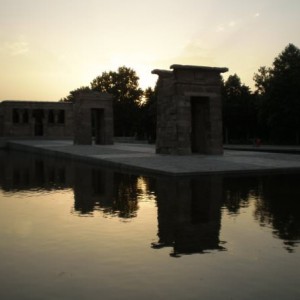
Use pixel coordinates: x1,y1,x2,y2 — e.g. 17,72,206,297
0,64,227,155
152,64,228,155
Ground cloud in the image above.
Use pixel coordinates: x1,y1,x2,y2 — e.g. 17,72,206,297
216,20,237,32
5,41,29,56
153,39,217,70
216,25,225,32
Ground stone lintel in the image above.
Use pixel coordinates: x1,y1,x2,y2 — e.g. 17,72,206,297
170,64,228,74
151,69,173,77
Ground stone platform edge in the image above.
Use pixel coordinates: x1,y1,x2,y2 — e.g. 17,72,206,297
4,140,300,177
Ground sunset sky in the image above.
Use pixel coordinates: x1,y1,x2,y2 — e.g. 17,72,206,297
1,0,300,101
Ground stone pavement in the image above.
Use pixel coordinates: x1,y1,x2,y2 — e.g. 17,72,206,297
224,144,300,154
6,139,300,176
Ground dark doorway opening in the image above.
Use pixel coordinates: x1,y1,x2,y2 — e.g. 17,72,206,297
91,109,104,144
33,109,44,136
191,97,210,153
0,115,3,137
48,110,55,124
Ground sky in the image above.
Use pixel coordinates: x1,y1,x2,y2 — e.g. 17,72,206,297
0,0,300,101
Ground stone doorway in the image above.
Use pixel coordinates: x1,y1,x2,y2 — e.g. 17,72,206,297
191,97,210,153
91,108,105,145
33,109,44,136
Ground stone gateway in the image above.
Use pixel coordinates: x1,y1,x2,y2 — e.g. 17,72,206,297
152,65,228,155
73,91,114,145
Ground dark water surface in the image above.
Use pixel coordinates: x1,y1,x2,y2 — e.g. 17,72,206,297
0,150,299,300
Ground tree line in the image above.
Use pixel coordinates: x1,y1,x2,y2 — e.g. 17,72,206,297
223,43,300,145
61,43,300,145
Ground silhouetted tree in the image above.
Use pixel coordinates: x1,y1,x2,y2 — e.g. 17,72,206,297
60,86,91,102
253,43,300,144
222,74,258,143
91,66,143,136
253,66,272,95
138,87,157,142
61,67,144,137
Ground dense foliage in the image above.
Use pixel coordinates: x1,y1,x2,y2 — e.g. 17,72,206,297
90,66,143,136
223,43,300,144
222,74,258,143
253,44,300,144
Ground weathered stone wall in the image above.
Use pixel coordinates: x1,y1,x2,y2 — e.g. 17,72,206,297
152,65,228,155
152,70,177,154
0,101,73,139
0,92,114,145
73,91,114,145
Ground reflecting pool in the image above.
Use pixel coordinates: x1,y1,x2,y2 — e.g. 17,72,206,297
0,150,299,300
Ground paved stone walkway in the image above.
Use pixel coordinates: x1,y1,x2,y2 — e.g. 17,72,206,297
224,144,300,154
6,140,300,176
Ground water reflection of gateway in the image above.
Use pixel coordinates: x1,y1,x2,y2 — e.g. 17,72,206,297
1,150,299,253
153,176,225,257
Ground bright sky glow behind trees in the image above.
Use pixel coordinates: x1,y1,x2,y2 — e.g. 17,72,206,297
0,0,300,100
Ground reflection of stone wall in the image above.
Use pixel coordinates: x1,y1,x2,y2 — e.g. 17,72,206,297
73,164,114,215
154,175,224,256
152,65,228,155
0,150,140,218
0,150,72,191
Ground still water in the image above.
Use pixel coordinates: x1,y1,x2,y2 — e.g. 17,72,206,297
0,150,299,300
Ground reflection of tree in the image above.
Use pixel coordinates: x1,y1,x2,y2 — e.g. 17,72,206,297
103,175,156,219
73,166,147,219
103,173,139,219
223,176,260,215
253,174,300,252
223,173,300,252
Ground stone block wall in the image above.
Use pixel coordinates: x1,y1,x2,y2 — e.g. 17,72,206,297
152,65,228,155
0,91,114,146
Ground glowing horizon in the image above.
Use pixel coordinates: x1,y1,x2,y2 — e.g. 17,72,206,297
1,0,300,101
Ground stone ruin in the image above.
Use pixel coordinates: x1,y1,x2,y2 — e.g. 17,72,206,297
152,64,228,155
0,91,114,146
